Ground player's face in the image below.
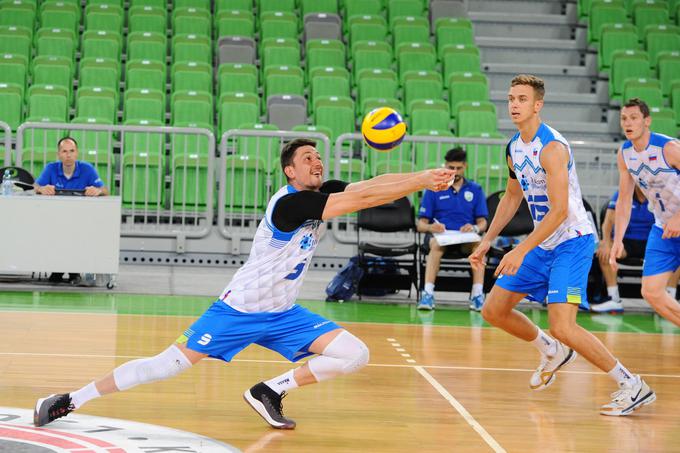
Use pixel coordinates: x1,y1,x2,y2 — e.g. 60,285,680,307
444,160,466,183
57,140,78,167
620,106,651,141
289,145,324,190
507,84,542,125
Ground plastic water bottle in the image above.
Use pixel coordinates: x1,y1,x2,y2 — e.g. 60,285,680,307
1,169,13,196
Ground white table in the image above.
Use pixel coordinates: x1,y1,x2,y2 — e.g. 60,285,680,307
0,194,121,286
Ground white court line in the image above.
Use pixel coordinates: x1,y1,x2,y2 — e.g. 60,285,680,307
2,351,680,379
415,366,506,453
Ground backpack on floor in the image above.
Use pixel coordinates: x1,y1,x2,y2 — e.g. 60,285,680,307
325,256,364,302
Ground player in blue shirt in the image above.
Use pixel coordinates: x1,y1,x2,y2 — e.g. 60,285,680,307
417,147,489,311
34,137,108,197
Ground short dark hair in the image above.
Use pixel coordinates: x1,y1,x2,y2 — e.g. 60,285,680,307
57,136,78,149
623,98,650,118
511,74,545,100
445,147,466,163
280,138,317,179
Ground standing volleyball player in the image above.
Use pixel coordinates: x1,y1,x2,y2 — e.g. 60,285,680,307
469,75,655,416
34,138,454,429
610,98,680,326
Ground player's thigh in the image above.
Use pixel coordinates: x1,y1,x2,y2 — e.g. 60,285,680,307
494,246,549,302
547,235,594,306
643,226,680,277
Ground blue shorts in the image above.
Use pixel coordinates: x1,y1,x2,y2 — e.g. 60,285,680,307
495,234,595,308
643,225,680,276
178,301,341,362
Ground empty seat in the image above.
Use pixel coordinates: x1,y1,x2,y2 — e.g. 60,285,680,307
412,129,455,170
309,66,351,113
328,157,366,182
345,0,382,27
348,14,388,51
259,0,295,14
403,70,443,112
264,65,304,112
260,38,301,74
217,91,259,138
75,86,117,124
0,26,31,61
392,15,429,48
223,154,267,213
173,0,210,10
0,53,27,97
32,55,72,101
215,0,251,14
644,24,680,68
448,72,489,119
40,2,79,36
599,22,640,72
171,90,213,129
588,0,628,44
657,50,680,96
303,12,342,42
409,99,450,132
128,5,167,35
216,9,255,39
430,0,467,29
0,1,35,35
124,88,165,124
127,31,167,64
610,49,651,101
301,0,338,17
456,101,497,136
441,44,481,83
313,96,355,143
217,36,256,65
79,57,120,95
397,42,436,83
633,0,670,37
171,150,209,209
0,83,23,131
126,59,166,93
649,106,678,136
85,4,124,34
130,0,166,7
387,0,424,25
360,97,404,118
260,11,298,41
435,17,474,54
356,68,399,114
235,123,280,171
35,27,76,60
27,84,69,122
622,77,663,108
352,40,393,85
82,30,122,61
173,34,211,65
267,95,307,130
121,151,166,208
218,63,258,96
172,7,211,38
306,39,345,75
172,61,212,95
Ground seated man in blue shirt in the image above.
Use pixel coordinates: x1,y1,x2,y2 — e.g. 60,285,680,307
416,148,489,311
34,136,108,284
594,186,680,313
34,137,108,197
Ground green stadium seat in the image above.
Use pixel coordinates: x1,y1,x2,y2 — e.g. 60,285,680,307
409,99,450,133
85,4,124,34
306,39,345,76
348,15,388,51
260,11,298,41
123,88,165,124
302,0,338,16
676,2,680,22
360,97,404,118
263,65,304,112
126,59,166,93
623,77,663,108
588,0,628,44
235,123,279,171
345,0,382,27
610,49,652,101
128,32,167,64
397,42,436,83
0,26,32,61
121,151,166,208
448,72,489,119
578,0,592,19
292,124,333,139
172,34,211,65
218,63,257,97
441,44,481,84
79,57,120,95
435,17,474,54
173,7,211,38
171,150,209,209
171,90,213,129
387,0,424,25
599,23,640,72
326,157,366,182
374,159,415,176
217,91,259,137
633,0,670,37
21,148,57,180
35,27,76,60
357,68,399,115
649,106,678,136
412,129,454,170
351,40,393,85
671,80,680,125
0,1,35,35
130,0,166,7
81,30,122,61
172,61,212,95
473,164,507,194
463,131,506,177
366,139,413,177
0,83,23,131
456,101,497,136
215,0,251,14
309,66,351,113
644,24,680,68
216,9,255,40
403,70,443,113
259,0,295,14
173,0,210,10
313,96,355,143
40,2,79,36
672,0,680,19
0,54,28,98
32,55,72,101
27,84,69,122
75,86,117,124
88,0,123,6
223,155,268,213
260,38,301,74
128,6,167,35
657,50,680,96
392,15,429,48
122,120,165,158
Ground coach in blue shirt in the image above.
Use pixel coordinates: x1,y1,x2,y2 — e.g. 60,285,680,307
416,147,489,311
34,137,108,197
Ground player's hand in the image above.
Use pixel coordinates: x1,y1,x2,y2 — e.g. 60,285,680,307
494,246,527,277
422,168,455,192
430,223,445,233
39,185,55,195
469,239,490,272
662,217,680,239
595,241,611,263
460,223,474,233
609,241,624,272
85,186,102,197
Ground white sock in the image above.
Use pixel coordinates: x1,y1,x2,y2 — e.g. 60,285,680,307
607,286,620,301
70,381,100,409
471,283,483,297
666,287,677,299
531,329,556,356
264,369,298,395
607,360,635,385
424,282,435,295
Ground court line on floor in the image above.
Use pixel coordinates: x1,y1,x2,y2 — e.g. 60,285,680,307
2,351,680,379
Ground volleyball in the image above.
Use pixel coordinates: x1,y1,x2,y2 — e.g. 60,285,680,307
361,107,407,151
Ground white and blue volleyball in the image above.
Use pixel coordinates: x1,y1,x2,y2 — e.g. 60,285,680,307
361,107,407,151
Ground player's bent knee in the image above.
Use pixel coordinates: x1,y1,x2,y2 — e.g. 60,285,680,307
113,345,193,391
308,331,370,382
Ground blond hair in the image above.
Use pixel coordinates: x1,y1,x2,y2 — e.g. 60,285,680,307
511,74,545,100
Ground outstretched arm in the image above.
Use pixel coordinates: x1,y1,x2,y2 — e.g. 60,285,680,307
345,171,430,192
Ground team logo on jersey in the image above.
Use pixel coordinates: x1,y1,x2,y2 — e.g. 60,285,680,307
649,154,658,161
532,148,539,156
464,191,474,202
520,175,530,191
300,233,315,250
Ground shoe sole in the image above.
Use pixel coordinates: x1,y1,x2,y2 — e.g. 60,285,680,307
243,390,295,429
530,348,578,391
34,394,55,427
417,305,434,311
600,390,657,416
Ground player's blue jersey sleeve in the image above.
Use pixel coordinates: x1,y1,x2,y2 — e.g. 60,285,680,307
418,190,435,220
82,162,104,188
35,162,56,186
608,191,619,210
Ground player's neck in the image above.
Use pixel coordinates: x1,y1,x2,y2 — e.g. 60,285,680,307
516,116,541,143
631,130,651,153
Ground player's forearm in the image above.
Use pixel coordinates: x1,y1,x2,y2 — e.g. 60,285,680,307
515,206,567,254
613,199,632,243
347,171,424,192
355,174,425,208
484,193,523,241
601,217,614,244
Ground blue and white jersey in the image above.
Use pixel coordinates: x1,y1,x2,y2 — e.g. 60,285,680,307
218,185,325,313
507,123,592,250
621,132,680,227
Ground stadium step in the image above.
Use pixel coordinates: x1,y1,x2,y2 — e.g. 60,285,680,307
470,11,577,40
